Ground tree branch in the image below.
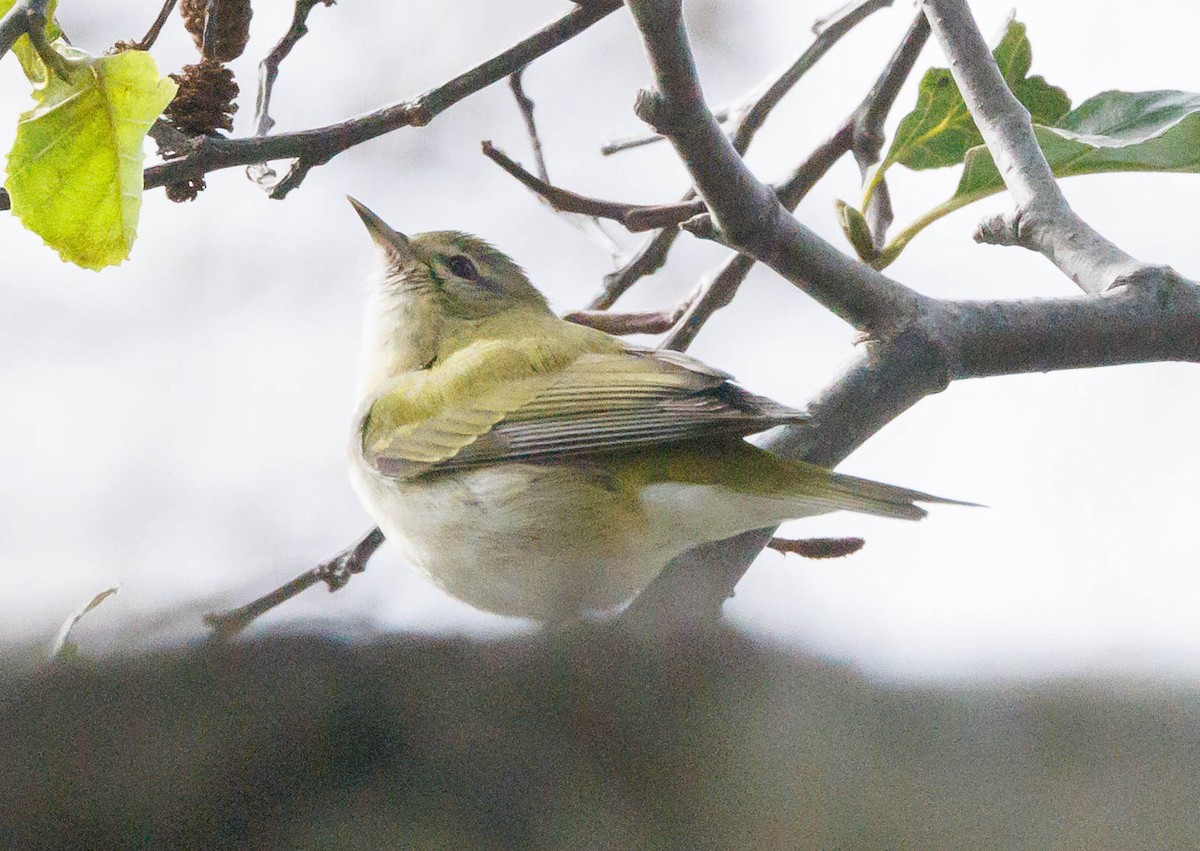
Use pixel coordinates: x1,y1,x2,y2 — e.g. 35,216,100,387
481,140,646,222
131,0,178,51
948,268,1200,377
726,0,891,155
246,0,335,191
204,527,385,638
139,1,623,199
919,0,1141,293
625,0,925,333
585,0,888,310
664,16,927,351
509,68,549,183
0,0,50,62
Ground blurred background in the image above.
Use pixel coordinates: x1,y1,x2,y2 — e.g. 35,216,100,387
2,0,1198,681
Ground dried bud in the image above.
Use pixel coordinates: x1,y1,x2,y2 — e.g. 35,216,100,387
165,176,207,203
165,59,239,136
180,0,252,62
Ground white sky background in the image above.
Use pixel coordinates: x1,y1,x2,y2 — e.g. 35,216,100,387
1,0,1198,682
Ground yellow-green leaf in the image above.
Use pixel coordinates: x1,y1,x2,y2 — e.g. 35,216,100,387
4,44,177,269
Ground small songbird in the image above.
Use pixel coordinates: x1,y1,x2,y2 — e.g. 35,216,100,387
347,198,957,622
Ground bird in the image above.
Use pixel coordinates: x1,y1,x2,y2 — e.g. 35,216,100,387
346,197,959,622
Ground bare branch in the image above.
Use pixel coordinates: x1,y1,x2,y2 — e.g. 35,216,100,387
252,0,334,137
136,1,623,200
726,0,891,156
949,268,1200,378
625,0,922,332
600,106,730,156
132,0,178,50
204,527,384,638
622,199,706,232
563,298,695,336
920,0,1142,293
847,10,930,244
656,12,928,352
588,0,887,308
0,0,50,61
247,1,335,191
509,68,549,182
587,225,683,309
481,141,646,222
632,259,1200,633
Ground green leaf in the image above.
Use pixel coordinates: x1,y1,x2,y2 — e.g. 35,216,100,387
0,0,61,84
880,16,1070,172
958,90,1200,196
4,44,177,270
874,90,1200,269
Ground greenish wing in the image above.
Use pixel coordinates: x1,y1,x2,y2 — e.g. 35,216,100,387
366,349,809,478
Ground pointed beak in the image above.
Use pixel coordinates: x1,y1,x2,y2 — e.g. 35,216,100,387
347,196,414,260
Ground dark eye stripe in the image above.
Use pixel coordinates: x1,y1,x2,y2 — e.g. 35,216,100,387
446,255,479,280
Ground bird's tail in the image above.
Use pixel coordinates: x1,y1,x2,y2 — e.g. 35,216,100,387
818,468,973,520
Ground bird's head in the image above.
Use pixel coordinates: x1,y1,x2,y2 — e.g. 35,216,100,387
348,197,549,321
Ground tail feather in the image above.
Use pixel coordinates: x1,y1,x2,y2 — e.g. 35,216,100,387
823,470,977,521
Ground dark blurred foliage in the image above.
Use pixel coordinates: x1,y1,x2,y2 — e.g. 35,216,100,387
3,627,1199,848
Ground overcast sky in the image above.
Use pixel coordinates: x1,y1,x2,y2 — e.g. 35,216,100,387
2,1,1198,681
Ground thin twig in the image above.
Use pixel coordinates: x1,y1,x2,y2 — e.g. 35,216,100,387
254,0,333,137
204,527,385,638
200,0,219,60
247,0,334,190
563,292,697,336
481,141,645,222
587,225,684,309
726,0,891,156
848,10,930,245
509,68,549,182
623,199,706,232
920,0,1141,293
133,0,178,50
599,106,731,156
504,68,623,260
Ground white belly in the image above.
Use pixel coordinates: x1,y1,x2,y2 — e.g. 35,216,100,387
349,454,684,621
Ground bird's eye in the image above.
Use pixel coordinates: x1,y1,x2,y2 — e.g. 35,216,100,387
446,255,479,280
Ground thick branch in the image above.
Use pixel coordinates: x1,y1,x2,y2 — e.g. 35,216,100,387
920,0,1141,293
948,267,1200,377
588,0,886,309
625,0,922,332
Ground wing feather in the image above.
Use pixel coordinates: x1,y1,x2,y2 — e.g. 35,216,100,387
366,346,808,478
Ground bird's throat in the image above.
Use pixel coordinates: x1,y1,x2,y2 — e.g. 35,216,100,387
356,288,443,398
